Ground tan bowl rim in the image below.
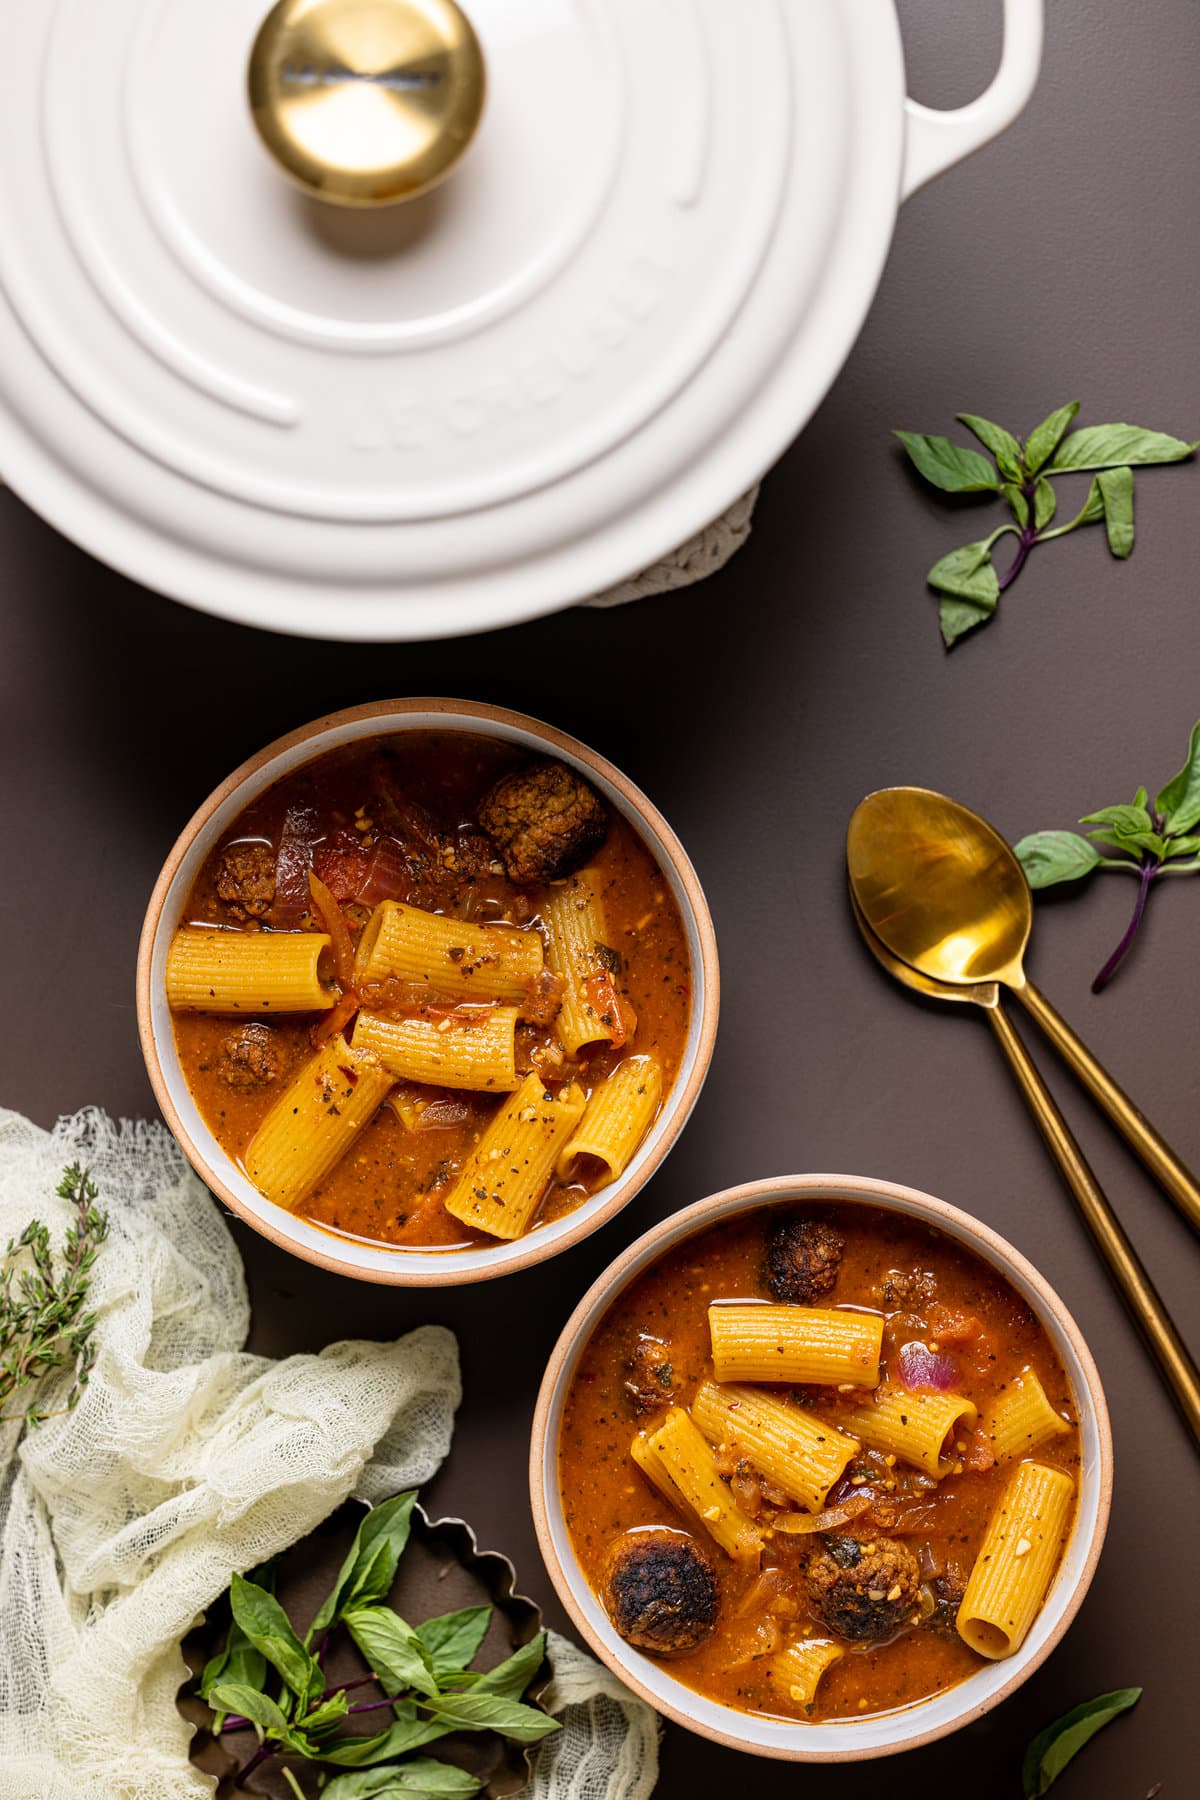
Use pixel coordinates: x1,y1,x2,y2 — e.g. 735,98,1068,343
528,1173,1114,1762
136,697,720,1286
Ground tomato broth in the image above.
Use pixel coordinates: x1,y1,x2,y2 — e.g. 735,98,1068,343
170,731,692,1251
558,1203,1081,1723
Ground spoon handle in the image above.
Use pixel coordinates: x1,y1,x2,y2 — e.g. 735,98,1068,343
985,1002,1200,1448
1014,981,1200,1238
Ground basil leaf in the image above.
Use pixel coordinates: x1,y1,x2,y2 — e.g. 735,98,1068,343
1097,466,1135,557
474,1631,548,1702
1003,482,1030,527
1047,473,1106,536
1081,803,1155,837
322,1762,483,1800
1033,476,1057,528
1021,1687,1142,1798
230,1572,320,1701
1024,401,1079,473
311,1493,418,1639
927,537,1003,647
414,1605,492,1676
1132,786,1148,809
199,1564,274,1724
318,1716,452,1768
1013,832,1104,888
1165,834,1200,860
304,1689,352,1736
1047,423,1197,472
199,1622,266,1728
959,413,1023,479
1155,720,1200,834
895,431,1002,493
208,1681,289,1743
345,1605,439,1699
427,1690,559,1743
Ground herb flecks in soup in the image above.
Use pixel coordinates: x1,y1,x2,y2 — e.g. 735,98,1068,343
168,732,691,1251
558,1204,1081,1723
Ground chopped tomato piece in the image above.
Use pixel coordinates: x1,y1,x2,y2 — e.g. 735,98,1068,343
584,971,636,1048
313,830,372,903
926,1303,1000,1377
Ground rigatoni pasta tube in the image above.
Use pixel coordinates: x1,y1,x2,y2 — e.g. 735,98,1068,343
353,1007,520,1092
957,1460,1075,1659
541,871,629,1054
167,927,335,1014
244,1035,394,1212
691,1381,859,1513
631,1409,762,1561
443,1072,585,1240
839,1384,978,1478
772,1638,844,1712
355,901,543,1003
556,1055,662,1185
984,1368,1071,1462
709,1305,882,1390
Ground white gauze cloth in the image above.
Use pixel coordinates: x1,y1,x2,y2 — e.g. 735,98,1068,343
0,1109,658,1800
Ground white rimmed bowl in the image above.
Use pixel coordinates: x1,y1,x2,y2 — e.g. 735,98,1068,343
136,698,719,1285
530,1174,1112,1761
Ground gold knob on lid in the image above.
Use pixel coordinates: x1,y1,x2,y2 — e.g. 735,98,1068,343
248,0,486,207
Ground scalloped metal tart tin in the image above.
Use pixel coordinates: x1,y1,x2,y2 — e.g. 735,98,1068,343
182,1500,551,1797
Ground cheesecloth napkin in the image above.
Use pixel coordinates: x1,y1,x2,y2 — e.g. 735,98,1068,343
0,1108,658,1800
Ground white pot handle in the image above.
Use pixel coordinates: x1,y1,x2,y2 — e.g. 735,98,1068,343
901,0,1044,201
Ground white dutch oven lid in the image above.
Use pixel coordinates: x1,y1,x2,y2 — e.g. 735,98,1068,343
0,0,1041,639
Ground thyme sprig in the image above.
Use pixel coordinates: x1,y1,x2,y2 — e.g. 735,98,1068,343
0,1164,109,1428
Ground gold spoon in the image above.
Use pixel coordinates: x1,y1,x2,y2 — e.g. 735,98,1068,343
849,889,1200,1445
847,785,1200,1238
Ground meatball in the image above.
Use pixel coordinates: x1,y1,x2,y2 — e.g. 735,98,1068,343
624,1336,677,1415
603,1532,719,1657
215,843,276,919
219,1023,283,1090
764,1215,845,1304
925,1565,967,1640
478,762,608,885
804,1535,921,1642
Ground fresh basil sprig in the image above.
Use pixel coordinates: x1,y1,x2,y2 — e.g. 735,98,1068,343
197,1492,558,1794
1015,720,1200,991
1022,1687,1142,1797
896,405,1196,646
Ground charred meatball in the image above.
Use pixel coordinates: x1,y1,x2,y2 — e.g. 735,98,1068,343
603,1532,719,1657
764,1215,845,1304
216,843,276,919
219,1023,283,1089
924,1565,967,1640
624,1336,677,1415
478,762,608,885
804,1535,921,1642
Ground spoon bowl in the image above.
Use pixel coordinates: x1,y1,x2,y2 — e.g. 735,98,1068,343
846,787,1031,986
849,887,1001,1010
846,783,1200,1244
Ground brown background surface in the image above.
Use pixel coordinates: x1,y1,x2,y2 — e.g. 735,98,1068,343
1,2,1196,1794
